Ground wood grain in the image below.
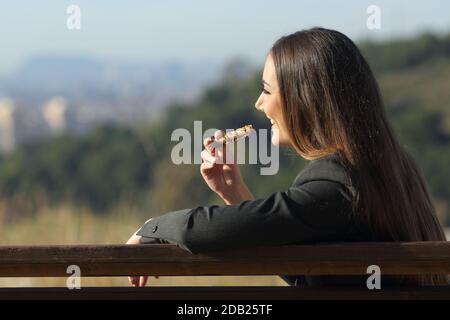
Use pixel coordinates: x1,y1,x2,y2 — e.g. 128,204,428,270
0,242,449,277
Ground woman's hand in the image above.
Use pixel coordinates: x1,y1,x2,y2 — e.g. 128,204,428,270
126,226,155,287
200,130,254,204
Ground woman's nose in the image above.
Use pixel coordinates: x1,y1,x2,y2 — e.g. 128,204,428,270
254,95,263,111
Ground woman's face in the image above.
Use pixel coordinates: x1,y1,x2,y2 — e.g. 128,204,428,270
255,54,290,146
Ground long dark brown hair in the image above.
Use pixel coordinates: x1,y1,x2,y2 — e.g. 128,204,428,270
270,27,447,285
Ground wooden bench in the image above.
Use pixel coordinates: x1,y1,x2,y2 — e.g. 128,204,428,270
0,242,449,300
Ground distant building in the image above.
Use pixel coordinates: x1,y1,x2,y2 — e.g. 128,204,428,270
0,98,16,154
42,96,67,135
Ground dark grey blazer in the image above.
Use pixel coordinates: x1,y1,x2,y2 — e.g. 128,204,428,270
137,152,376,286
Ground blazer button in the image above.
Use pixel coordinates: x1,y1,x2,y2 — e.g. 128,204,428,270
152,224,158,232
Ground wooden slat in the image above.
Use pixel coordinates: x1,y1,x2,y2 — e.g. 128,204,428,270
0,242,449,277
0,286,449,300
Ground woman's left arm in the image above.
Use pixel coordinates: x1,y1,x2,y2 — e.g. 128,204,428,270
134,179,355,254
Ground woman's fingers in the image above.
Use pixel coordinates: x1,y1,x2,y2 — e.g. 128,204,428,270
202,130,237,165
200,162,215,177
203,137,214,152
201,149,216,164
202,130,239,166
129,275,151,287
128,276,137,286
204,130,223,150
214,131,236,165
139,276,148,287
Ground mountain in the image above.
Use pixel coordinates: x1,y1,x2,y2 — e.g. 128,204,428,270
0,55,222,118
0,55,224,147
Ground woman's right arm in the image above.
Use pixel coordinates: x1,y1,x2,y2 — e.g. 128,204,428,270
126,131,253,286
200,130,254,204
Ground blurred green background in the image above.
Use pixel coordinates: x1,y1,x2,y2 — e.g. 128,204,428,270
1,32,449,229
0,1,449,287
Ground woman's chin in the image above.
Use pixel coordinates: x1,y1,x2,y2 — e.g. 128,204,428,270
271,129,290,147
271,131,280,146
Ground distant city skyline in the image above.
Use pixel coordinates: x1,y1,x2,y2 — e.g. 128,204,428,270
1,0,450,75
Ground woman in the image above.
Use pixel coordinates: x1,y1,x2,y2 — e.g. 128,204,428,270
126,27,447,287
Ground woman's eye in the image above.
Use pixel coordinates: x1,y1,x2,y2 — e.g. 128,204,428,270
262,88,270,94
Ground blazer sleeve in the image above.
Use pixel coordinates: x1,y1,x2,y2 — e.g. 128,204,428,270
136,179,355,253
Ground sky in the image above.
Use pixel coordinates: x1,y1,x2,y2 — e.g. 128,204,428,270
1,0,450,74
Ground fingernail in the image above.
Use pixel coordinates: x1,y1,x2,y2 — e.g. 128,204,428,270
214,130,222,139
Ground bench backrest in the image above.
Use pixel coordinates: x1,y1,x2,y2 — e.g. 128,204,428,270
0,242,449,277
